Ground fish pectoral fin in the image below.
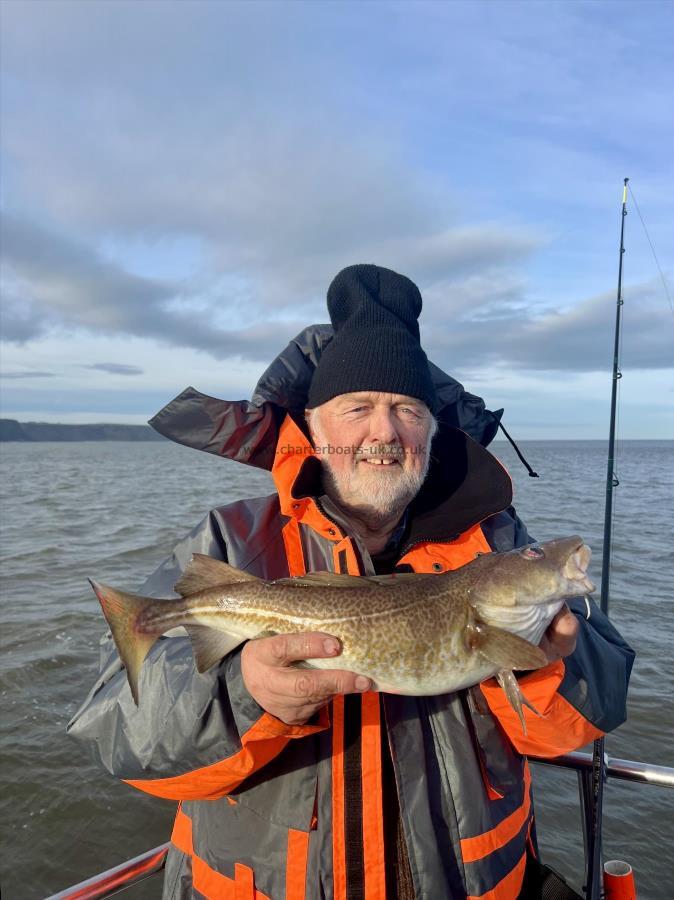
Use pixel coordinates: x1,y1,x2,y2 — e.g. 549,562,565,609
184,625,246,673
470,622,548,671
495,670,543,736
175,554,260,597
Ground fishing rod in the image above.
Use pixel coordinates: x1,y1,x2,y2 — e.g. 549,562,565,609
584,177,629,900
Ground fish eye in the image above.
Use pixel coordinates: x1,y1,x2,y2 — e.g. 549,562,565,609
521,545,545,559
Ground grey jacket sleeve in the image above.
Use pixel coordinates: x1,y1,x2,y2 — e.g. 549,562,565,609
67,513,325,799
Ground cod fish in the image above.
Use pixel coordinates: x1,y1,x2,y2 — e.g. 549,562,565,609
90,535,594,728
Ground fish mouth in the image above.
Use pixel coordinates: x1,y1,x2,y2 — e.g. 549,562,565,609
563,541,595,593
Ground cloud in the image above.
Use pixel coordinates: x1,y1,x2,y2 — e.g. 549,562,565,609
1,211,546,359
0,370,56,379
0,1,547,301
0,214,308,360
421,278,674,372
3,210,671,375
0,0,671,397
1,271,57,342
2,213,171,325
81,363,144,376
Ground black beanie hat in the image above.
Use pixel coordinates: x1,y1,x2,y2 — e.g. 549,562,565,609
307,264,438,412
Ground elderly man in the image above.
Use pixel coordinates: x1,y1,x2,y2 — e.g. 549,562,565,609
69,265,633,900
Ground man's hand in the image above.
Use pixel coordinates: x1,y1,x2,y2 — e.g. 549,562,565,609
241,632,371,725
539,604,579,663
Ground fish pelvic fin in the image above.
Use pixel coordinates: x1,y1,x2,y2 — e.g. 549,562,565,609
495,670,543,736
184,625,246,673
174,554,260,597
88,579,158,706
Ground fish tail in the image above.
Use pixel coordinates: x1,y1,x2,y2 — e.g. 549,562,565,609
89,579,159,705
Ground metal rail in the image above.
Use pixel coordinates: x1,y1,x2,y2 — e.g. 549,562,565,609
532,750,674,789
46,843,170,900
534,751,672,900
46,753,673,899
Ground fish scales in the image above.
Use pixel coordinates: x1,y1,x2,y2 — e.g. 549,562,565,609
89,535,595,722
138,577,475,692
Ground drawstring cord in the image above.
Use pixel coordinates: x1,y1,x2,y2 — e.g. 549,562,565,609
489,413,539,478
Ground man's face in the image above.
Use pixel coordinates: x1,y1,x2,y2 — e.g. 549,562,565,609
306,391,437,521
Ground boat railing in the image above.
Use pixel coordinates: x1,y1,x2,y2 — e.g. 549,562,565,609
45,751,674,899
46,843,170,900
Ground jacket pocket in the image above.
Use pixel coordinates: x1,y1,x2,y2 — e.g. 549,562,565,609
227,734,319,831
466,686,523,797
190,798,291,899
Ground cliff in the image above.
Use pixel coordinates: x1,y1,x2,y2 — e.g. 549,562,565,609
0,419,165,442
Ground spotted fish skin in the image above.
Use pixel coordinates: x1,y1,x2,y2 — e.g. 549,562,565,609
90,535,594,708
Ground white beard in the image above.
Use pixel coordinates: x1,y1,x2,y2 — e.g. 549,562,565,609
310,422,434,523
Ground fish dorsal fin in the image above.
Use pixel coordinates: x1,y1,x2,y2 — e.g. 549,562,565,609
272,571,434,589
365,572,436,587
174,554,260,597
272,572,363,588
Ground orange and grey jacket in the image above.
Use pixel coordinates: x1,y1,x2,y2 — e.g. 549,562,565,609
68,326,634,900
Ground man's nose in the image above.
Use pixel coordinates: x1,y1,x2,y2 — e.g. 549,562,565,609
368,410,398,444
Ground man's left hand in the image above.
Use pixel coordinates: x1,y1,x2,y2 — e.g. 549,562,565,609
539,604,579,663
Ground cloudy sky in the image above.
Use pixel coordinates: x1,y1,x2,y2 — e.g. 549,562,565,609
1,0,672,438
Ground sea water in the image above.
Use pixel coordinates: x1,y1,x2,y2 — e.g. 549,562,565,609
1,440,672,898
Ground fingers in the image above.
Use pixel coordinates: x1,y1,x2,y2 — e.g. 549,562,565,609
539,604,579,662
241,632,372,726
269,668,371,725
276,666,371,701
549,604,580,649
548,603,578,634
256,632,343,666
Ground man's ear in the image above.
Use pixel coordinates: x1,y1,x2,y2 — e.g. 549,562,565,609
304,407,318,441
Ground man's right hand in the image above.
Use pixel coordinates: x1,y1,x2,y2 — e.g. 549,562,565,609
240,632,372,725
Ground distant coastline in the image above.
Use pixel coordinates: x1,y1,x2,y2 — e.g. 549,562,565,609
1,418,670,443
0,419,165,442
